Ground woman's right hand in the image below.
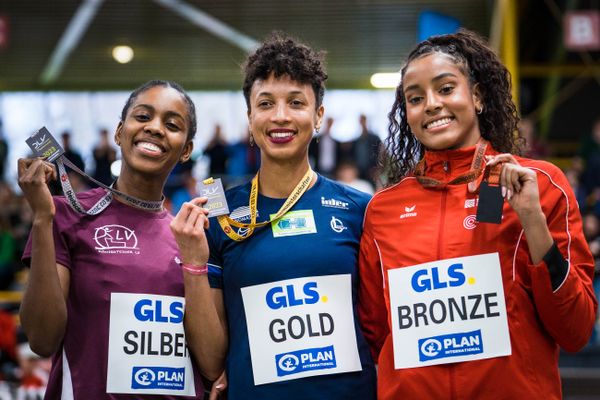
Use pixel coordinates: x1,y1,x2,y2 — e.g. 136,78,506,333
170,197,210,266
17,158,57,219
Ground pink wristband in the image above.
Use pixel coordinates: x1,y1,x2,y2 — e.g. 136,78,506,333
181,263,208,275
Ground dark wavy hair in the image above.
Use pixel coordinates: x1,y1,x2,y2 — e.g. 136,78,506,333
120,80,197,140
384,29,522,184
242,32,327,110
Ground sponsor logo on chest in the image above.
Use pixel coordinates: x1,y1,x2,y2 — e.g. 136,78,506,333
330,216,347,233
320,197,349,210
94,224,140,254
400,205,418,219
464,198,479,209
229,206,259,222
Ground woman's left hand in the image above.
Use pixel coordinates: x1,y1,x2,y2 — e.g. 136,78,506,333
485,154,543,221
169,197,210,266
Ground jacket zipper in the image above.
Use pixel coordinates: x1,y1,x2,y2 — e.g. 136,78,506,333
439,160,457,400
437,161,449,261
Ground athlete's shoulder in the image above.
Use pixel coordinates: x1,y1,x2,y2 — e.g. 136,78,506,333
224,181,252,205
318,175,371,211
517,156,567,182
368,175,418,207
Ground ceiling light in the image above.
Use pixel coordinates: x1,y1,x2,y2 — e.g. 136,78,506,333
370,73,401,89
112,45,134,64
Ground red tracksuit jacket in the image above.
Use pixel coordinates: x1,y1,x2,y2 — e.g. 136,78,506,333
359,145,597,399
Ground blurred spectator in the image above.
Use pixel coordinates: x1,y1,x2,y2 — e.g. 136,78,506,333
61,131,85,173
15,330,51,399
565,168,588,211
0,216,16,290
225,130,260,188
0,118,8,183
335,160,374,195
169,170,198,215
520,117,550,159
164,159,195,199
583,212,600,265
350,114,383,186
0,309,18,389
204,124,228,177
583,212,600,345
91,128,116,186
309,117,340,178
49,132,88,195
577,118,600,197
577,118,600,163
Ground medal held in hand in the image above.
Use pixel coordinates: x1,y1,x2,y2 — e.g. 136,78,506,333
26,126,65,162
476,164,504,224
200,178,230,217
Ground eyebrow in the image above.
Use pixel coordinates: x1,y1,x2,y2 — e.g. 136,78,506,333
255,90,306,98
403,72,458,93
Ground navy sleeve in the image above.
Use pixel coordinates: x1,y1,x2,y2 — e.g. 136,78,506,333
206,222,223,289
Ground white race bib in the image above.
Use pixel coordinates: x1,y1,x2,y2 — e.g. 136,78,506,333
388,253,511,369
106,293,196,396
241,274,362,385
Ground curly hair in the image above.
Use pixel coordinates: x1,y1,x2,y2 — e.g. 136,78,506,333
242,32,327,110
384,29,522,184
121,80,197,140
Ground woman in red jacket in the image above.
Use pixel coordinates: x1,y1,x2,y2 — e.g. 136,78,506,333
359,29,597,399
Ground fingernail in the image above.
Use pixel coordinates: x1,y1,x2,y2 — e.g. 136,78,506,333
507,189,512,200
216,384,225,389
501,186,506,198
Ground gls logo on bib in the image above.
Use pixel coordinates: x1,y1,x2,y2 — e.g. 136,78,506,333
265,281,334,343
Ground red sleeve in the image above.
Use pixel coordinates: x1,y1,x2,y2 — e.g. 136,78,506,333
527,164,597,352
358,205,390,362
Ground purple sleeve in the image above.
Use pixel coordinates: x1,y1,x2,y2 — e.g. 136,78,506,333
21,197,73,270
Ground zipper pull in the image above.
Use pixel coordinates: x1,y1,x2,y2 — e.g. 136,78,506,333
443,161,449,173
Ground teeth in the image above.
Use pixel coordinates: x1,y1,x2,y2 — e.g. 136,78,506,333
270,132,294,138
426,118,452,129
137,142,162,152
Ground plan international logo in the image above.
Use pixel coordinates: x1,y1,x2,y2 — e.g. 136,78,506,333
131,366,185,390
275,345,337,377
418,330,484,361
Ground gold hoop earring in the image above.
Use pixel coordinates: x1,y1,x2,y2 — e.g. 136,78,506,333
476,106,483,115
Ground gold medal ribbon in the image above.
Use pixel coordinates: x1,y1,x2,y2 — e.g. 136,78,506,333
217,168,314,241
